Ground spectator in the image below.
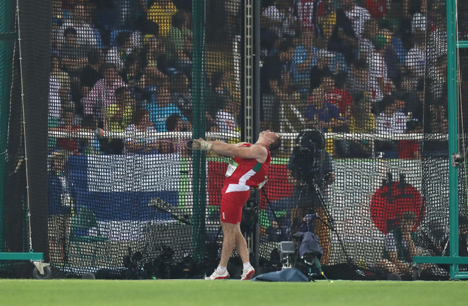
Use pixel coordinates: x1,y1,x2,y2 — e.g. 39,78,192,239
348,92,375,157
105,87,136,132
114,0,149,30
375,95,407,158
306,86,345,132
52,0,70,30
390,22,409,67
428,55,447,102
401,76,423,124
261,39,295,99
146,84,191,132
57,3,97,47
343,0,371,40
79,114,101,155
323,71,353,157
166,113,187,132
309,49,333,91
169,72,193,121
216,96,240,135
406,29,426,79
166,11,193,76
147,0,179,36
51,55,71,99
181,30,193,76
165,113,190,155
359,19,378,63
209,71,230,98
411,0,427,35
324,72,353,121
380,25,404,85
48,151,75,263
364,0,387,20
347,58,371,97
143,35,170,83
120,52,146,101
368,34,389,103
291,30,318,91
314,1,336,43
377,211,432,277
84,63,127,127
80,49,104,110
102,87,136,154
328,0,359,65
375,95,407,134
427,1,447,66
398,120,422,159
262,0,297,38
260,39,296,130
106,31,136,71
429,102,448,134
296,0,324,33
123,109,161,154
60,27,88,72
205,71,231,132
166,12,193,61
55,108,81,154
82,2,104,49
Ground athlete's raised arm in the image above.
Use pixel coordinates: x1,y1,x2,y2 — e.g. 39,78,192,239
192,139,267,162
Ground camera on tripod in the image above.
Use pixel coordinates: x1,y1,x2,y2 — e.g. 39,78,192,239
291,129,325,186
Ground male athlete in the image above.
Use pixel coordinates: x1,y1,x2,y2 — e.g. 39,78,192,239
192,130,281,280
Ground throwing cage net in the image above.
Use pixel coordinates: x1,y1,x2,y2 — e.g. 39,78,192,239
1,0,467,280
1,0,50,277
43,0,241,279
258,0,466,280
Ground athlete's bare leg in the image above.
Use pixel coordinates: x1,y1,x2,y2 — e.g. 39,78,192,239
234,225,250,263
236,223,250,263
219,221,238,267
219,221,250,267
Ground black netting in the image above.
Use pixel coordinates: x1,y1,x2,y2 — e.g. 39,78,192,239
257,0,465,281
3,0,27,255
1,0,50,276
44,0,241,279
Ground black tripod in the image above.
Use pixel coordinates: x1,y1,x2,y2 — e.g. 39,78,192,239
295,179,353,265
262,179,352,268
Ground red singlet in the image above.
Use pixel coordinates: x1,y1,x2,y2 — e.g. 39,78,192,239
220,144,271,224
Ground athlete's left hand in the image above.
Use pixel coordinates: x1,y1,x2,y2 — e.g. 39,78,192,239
192,139,212,151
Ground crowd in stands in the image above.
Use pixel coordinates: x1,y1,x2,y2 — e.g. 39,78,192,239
49,0,240,155
259,0,456,158
48,0,460,158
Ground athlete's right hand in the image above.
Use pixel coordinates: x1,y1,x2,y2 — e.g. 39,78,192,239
192,139,212,151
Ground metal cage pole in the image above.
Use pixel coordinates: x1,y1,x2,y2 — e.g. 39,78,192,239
192,0,207,260
413,0,468,279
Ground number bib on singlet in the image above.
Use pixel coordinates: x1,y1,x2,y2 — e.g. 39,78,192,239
225,160,238,177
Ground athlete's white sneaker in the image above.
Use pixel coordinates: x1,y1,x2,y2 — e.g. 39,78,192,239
205,269,230,280
241,266,255,280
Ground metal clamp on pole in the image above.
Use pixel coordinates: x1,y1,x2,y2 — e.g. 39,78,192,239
451,152,464,168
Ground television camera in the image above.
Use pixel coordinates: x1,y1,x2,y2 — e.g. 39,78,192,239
291,129,326,186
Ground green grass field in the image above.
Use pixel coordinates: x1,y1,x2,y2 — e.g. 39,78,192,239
0,280,467,306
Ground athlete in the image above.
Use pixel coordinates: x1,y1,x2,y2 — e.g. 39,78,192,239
192,130,281,280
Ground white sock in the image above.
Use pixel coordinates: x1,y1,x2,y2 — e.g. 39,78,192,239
243,262,252,270
216,265,227,274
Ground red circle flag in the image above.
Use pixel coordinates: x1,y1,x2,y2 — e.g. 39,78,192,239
370,182,424,234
